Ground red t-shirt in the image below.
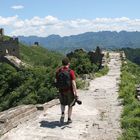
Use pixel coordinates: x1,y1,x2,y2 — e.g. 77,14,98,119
56,66,76,93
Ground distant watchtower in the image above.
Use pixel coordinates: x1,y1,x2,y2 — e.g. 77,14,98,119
34,42,39,46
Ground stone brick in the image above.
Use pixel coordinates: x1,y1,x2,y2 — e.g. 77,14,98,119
0,29,20,61
43,99,59,110
0,105,37,135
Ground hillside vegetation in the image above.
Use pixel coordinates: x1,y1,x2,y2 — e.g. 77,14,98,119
122,48,140,65
119,60,140,140
0,44,63,111
20,43,63,67
0,39,107,111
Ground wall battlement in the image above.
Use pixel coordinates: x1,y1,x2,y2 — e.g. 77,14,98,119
0,28,20,60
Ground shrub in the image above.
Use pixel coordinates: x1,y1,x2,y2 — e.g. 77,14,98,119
95,65,109,77
119,60,140,140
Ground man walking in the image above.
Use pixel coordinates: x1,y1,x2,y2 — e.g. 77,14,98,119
56,57,77,124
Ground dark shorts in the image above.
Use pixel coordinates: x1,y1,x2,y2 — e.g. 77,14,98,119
59,91,75,106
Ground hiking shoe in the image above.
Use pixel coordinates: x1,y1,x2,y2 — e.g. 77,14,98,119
60,114,65,123
67,118,72,124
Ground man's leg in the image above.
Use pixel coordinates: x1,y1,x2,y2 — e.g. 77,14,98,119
67,91,74,123
61,104,65,115
67,106,73,123
59,92,66,123
60,104,65,123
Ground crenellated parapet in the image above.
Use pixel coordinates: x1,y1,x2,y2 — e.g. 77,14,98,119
0,28,20,60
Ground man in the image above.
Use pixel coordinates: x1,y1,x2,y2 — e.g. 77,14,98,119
56,57,77,124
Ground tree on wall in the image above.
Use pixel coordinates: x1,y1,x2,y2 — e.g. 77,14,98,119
88,46,104,69
67,49,98,75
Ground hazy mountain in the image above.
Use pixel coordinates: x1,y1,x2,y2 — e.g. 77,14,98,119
18,31,140,52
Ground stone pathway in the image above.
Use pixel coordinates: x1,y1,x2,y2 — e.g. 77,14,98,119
0,52,122,140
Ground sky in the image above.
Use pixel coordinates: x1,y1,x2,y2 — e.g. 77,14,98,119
0,0,140,37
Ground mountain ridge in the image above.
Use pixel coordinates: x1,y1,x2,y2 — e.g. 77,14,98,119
18,31,140,52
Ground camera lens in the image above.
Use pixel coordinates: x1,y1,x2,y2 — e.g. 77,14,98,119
76,100,82,105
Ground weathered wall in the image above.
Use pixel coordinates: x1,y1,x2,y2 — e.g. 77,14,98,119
0,99,59,136
0,105,37,135
0,38,20,60
0,28,20,60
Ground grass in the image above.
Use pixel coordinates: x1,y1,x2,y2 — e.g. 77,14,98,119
118,60,140,140
76,65,109,90
76,78,88,89
95,65,109,77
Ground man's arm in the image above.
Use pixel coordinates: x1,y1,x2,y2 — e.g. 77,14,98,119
72,80,77,97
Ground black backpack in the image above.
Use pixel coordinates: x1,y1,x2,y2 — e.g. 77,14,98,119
56,68,71,89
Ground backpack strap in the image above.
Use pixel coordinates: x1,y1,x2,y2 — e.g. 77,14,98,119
59,67,71,79
67,68,71,72
59,67,71,72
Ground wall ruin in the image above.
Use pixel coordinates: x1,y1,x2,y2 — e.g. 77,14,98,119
0,28,20,60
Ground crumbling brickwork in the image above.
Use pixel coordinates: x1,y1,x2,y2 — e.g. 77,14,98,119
0,28,20,60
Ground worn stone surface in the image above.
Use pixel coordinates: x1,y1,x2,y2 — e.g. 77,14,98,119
0,105,37,135
3,55,29,70
0,52,122,140
0,99,59,136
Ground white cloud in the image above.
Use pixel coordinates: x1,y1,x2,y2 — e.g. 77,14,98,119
1,15,140,37
0,15,18,25
11,5,24,10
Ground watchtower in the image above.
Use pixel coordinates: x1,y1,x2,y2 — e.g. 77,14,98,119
0,28,4,36
0,28,4,41
0,29,20,60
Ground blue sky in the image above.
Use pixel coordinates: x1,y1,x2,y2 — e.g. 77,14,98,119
0,0,140,36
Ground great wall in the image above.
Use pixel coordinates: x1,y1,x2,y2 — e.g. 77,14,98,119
0,51,124,140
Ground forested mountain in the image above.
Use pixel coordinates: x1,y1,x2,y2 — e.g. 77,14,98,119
18,31,140,52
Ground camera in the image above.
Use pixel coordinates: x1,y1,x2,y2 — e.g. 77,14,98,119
75,99,82,105
74,96,82,105
70,97,82,107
